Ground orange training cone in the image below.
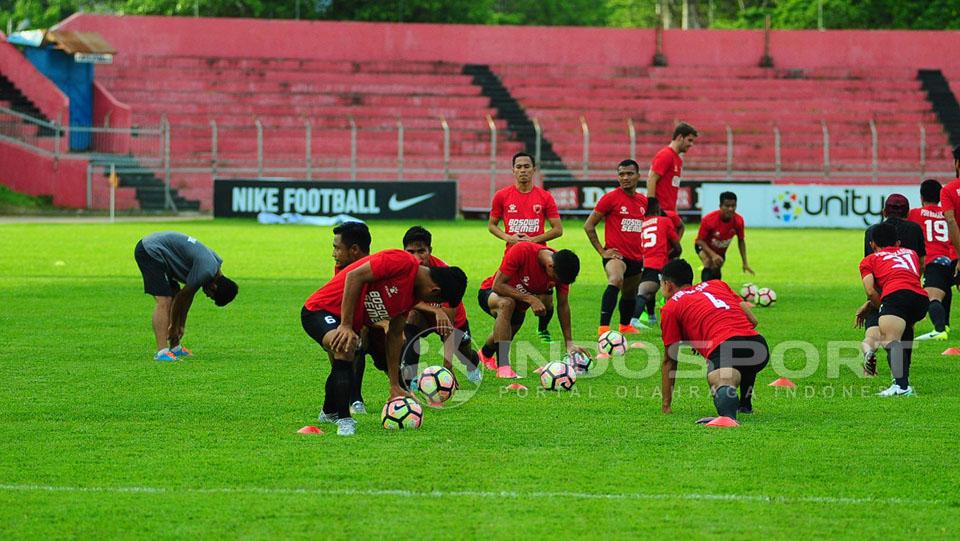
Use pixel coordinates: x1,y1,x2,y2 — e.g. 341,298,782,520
297,425,323,435
506,383,528,391
769,377,797,388
630,342,646,349
705,416,739,428
942,347,960,355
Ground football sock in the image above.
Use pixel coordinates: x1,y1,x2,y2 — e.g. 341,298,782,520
481,343,496,358
461,347,480,371
402,324,422,383
944,290,952,327
350,356,366,403
495,341,511,368
330,359,353,418
929,300,947,332
739,371,758,410
713,385,740,419
634,293,650,319
538,308,553,333
646,295,656,317
618,294,636,326
885,340,911,389
600,285,619,326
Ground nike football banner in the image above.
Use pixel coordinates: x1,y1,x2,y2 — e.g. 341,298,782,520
213,179,457,219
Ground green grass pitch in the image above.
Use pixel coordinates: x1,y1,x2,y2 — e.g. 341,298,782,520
1,219,958,538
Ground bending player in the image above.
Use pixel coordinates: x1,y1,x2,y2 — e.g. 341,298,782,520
330,222,372,414
855,222,929,396
400,226,483,386
301,249,467,435
632,207,682,329
695,191,753,282
583,159,648,337
908,179,955,341
477,243,585,378
659,259,767,422
488,152,563,343
134,231,238,361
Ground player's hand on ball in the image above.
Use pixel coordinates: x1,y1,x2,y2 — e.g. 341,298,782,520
567,342,589,357
390,384,415,400
331,325,359,352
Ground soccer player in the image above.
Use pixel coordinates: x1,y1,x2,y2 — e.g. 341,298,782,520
477,242,585,378
134,231,238,361
856,222,929,396
909,179,956,341
400,225,482,385
583,159,649,336
861,193,925,374
658,259,767,422
330,222,373,414
940,145,960,278
632,207,682,328
695,191,753,282
646,122,697,216
488,152,562,343
301,250,467,435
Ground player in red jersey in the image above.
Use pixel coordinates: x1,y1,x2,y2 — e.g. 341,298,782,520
855,222,929,397
695,191,754,282
632,208,682,327
583,159,649,336
400,226,483,387
940,145,960,278
477,242,586,378
658,259,767,422
488,152,562,343
301,249,467,435
909,179,957,341
647,122,697,216
330,222,373,414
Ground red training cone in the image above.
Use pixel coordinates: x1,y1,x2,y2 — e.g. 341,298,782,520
297,425,323,435
942,347,960,355
506,383,528,390
769,377,797,388
705,416,739,428
630,342,647,349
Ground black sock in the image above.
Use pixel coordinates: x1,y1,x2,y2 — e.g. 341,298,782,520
944,291,952,327
646,295,656,317
739,371,758,411
323,369,337,414
713,385,740,419
402,324,422,386
929,300,947,332
496,341,511,368
619,294,636,327
350,356,366,403
538,308,553,333
600,284,619,326
885,341,911,389
481,343,496,358
460,344,480,371
330,360,353,418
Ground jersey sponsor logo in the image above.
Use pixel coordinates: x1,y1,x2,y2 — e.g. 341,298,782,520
620,206,629,215
388,193,435,211
508,204,518,213
385,285,399,298
533,204,542,214
620,218,644,232
507,218,542,233
364,290,390,322
710,238,733,249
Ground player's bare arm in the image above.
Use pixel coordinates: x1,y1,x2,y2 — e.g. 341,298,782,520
945,209,960,276
738,238,755,275
556,290,586,356
740,302,759,328
412,301,453,337
529,216,563,245
487,215,521,245
584,211,620,258
661,347,678,413
855,275,881,328
647,169,661,209
385,314,413,399
168,286,198,347
492,271,545,314
334,262,375,352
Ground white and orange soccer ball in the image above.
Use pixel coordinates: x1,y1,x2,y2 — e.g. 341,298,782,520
417,365,456,404
598,330,628,355
540,361,576,391
756,287,777,307
740,283,759,303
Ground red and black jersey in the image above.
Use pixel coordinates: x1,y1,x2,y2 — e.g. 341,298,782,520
908,205,957,260
660,280,758,358
480,242,569,296
859,247,926,298
697,210,745,257
593,187,648,261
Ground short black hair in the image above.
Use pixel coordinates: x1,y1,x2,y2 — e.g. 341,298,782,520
551,249,580,285
661,259,694,287
402,225,432,247
920,178,942,204
953,144,960,161
871,222,898,248
333,221,371,253
720,191,737,205
512,152,535,167
429,266,467,306
673,122,698,139
212,275,238,307
617,159,640,172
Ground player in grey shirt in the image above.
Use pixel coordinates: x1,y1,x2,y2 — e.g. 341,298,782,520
134,232,238,361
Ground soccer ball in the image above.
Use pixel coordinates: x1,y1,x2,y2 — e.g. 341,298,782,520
598,330,628,355
740,283,759,302
756,287,777,307
381,397,423,429
565,351,593,373
540,361,576,391
417,365,456,404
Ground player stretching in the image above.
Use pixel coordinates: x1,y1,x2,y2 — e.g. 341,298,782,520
400,226,483,386
659,259,767,422
134,231,238,361
646,122,697,216
583,159,648,337
631,208,682,329
477,243,585,378
856,223,929,396
909,180,956,341
302,250,467,435
330,222,372,414
695,191,753,282
488,152,562,343
940,145,960,283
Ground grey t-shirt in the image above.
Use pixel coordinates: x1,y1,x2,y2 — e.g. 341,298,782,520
141,231,223,289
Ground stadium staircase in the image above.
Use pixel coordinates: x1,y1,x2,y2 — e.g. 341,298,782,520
89,154,200,211
463,64,571,177
0,73,56,137
918,69,960,147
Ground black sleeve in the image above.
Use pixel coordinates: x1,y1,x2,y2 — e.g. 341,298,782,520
910,223,926,257
863,225,874,257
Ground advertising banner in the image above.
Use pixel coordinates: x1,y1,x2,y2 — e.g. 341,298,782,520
544,180,701,215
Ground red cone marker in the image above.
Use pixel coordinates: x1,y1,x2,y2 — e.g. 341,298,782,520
705,416,739,428
297,425,323,435
769,377,797,388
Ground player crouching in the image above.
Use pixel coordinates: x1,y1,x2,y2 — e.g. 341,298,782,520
301,249,467,436
659,259,768,423
856,222,929,397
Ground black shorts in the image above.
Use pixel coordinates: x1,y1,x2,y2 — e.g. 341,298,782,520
640,267,662,284
694,243,726,264
706,335,770,381
301,306,341,345
923,259,956,292
863,308,880,329
478,288,527,326
135,240,179,297
602,257,643,278
879,290,929,325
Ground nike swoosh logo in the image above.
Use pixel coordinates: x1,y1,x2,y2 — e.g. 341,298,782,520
388,193,435,211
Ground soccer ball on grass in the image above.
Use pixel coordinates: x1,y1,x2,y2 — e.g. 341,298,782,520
598,330,628,355
756,287,777,307
540,361,576,391
381,397,423,429
417,365,456,404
